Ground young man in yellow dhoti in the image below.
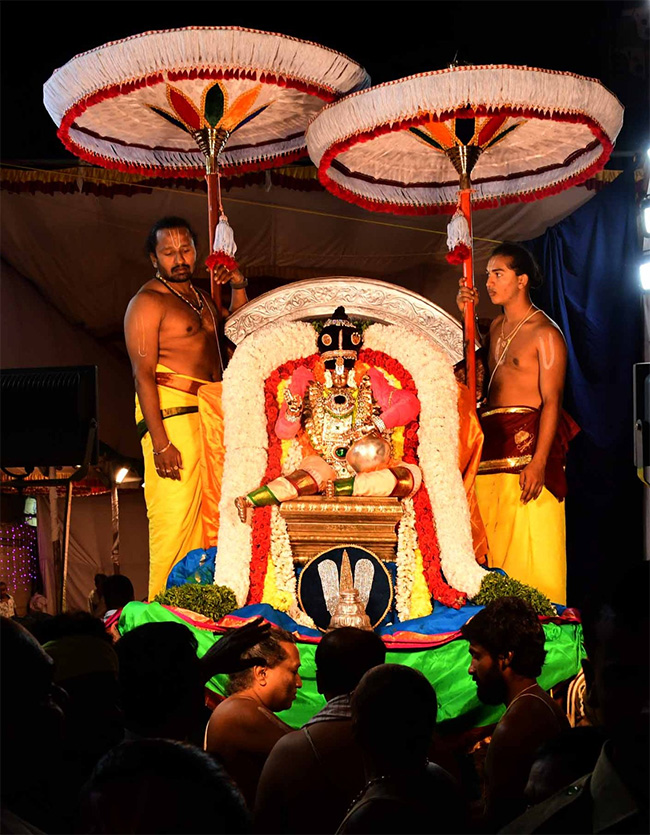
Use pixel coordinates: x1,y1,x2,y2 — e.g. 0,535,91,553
458,243,579,605
125,217,248,598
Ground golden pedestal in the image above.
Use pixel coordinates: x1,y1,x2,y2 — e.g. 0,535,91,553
280,496,403,565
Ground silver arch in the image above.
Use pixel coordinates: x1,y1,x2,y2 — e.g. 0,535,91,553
225,276,471,364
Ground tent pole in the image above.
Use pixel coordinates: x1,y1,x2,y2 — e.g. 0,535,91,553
110,482,121,574
60,479,73,612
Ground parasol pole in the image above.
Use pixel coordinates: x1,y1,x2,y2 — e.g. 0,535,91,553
446,144,481,408
206,167,219,300
459,180,476,404
193,127,230,304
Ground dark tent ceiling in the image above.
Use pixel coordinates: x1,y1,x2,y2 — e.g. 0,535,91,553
1,0,648,163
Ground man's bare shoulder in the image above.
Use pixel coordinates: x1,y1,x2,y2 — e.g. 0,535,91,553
533,312,565,340
493,692,567,742
124,282,167,317
210,695,260,723
135,279,168,300
265,727,308,760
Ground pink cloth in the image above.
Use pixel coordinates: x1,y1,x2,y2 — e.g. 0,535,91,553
274,365,420,440
275,366,314,439
366,367,420,428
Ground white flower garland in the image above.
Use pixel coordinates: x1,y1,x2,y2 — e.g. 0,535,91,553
282,437,304,475
215,320,317,604
395,497,417,620
269,508,317,629
269,507,298,601
215,318,487,609
364,324,487,598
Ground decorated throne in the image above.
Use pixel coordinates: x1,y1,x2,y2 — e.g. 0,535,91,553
214,278,489,630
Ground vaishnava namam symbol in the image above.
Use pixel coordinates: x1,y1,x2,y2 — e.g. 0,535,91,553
321,550,374,631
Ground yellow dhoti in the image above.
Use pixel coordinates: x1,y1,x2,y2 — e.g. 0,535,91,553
136,365,224,599
475,473,566,605
474,406,578,606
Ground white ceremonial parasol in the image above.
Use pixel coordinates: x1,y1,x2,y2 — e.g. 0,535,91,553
43,26,369,296
306,64,624,401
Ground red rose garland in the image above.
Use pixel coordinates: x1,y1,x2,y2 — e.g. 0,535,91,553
246,349,466,610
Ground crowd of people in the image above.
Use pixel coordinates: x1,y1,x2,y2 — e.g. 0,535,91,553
1,560,647,834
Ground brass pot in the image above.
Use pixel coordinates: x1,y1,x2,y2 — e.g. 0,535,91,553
346,434,391,473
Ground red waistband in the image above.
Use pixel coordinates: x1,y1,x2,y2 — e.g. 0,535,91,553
155,372,207,397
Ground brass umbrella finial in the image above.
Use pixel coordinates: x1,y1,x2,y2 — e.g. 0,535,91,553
445,144,482,190
192,126,230,174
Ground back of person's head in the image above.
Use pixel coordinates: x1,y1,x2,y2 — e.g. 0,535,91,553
460,596,546,678
524,725,606,807
94,573,108,592
116,622,202,737
42,615,118,684
1,616,57,716
42,622,122,768
315,627,386,697
490,241,543,290
77,738,249,834
227,626,295,695
352,664,437,765
1,617,64,797
36,610,111,645
580,560,649,764
102,574,134,611
580,560,649,662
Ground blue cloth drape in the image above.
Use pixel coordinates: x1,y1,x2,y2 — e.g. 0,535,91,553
525,168,644,604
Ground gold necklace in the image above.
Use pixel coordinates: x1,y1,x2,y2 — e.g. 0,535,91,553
488,306,541,393
497,304,537,354
155,272,204,318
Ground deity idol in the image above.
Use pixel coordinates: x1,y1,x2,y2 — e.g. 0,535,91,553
235,307,422,521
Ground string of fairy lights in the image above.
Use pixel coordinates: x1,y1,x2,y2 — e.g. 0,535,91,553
0,518,39,592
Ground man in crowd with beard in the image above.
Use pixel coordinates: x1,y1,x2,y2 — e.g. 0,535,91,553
124,217,248,597
461,597,568,831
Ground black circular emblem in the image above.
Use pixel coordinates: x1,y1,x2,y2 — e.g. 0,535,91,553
297,545,393,631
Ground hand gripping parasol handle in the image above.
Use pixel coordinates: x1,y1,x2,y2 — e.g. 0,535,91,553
445,146,480,410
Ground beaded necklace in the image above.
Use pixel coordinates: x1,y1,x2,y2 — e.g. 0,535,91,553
342,761,430,818
488,305,541,393
156,272,204,318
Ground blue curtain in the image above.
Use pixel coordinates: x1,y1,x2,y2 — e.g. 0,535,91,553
524,168,644,604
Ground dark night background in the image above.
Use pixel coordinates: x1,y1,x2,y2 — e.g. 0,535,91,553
1,0,648,165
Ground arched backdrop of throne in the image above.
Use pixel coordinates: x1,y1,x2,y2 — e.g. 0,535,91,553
215,278,487,627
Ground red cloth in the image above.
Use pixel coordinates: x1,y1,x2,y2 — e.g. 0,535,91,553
479,407,580,500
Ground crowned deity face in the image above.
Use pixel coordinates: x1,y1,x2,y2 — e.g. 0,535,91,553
317,309,362,386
